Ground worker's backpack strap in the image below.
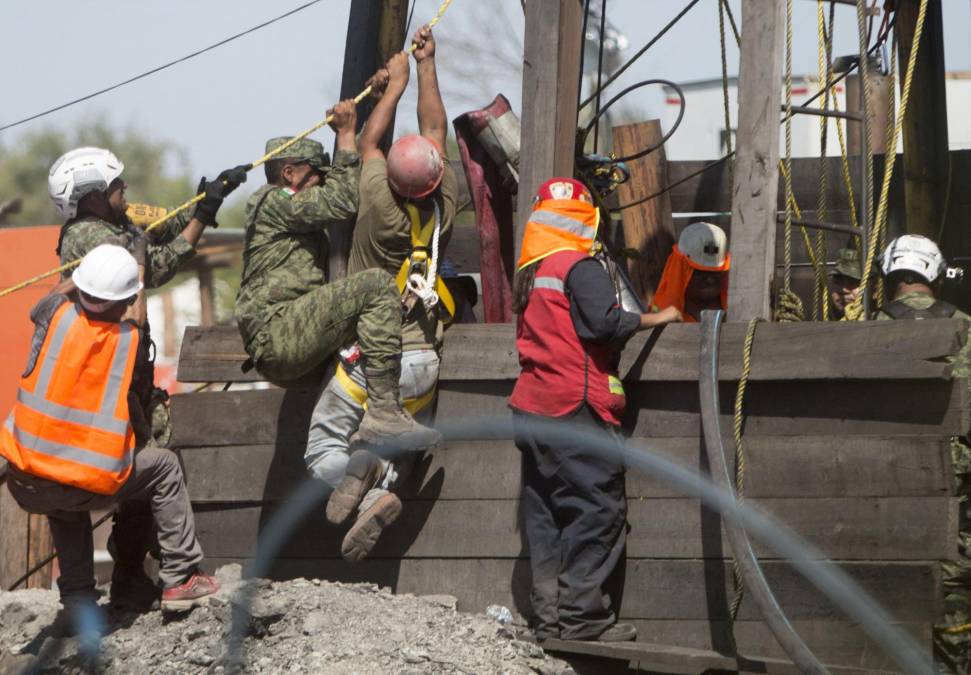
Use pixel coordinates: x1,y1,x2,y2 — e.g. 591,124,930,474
395,202,455,323
882,298,957,320
333,361,437,415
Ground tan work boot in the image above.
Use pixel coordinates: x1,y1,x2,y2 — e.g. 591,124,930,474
326,449,384,525
350,364,442,452
341,493,403,562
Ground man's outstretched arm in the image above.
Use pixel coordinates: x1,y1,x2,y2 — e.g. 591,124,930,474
412,24,447,152
359,52,410,162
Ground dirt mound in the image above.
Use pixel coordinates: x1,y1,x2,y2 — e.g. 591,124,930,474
0,565,573,674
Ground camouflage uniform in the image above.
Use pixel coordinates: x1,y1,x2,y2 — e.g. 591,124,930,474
828,248,861,321
878,290,971,672
235,138,402,383
58,205,198,446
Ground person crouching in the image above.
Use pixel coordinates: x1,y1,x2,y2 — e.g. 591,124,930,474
1,245,218,621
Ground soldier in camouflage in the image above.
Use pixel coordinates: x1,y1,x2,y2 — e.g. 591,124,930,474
875,234,971,672
828,248,861,320
234,100,441,458
48,146,247,610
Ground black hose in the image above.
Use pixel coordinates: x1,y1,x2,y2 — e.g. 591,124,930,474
578,79,686,164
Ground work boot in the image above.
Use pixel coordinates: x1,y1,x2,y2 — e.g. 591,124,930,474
576,622,637,642
341,493,403,562
350,364,442,453
326,449,384,525
109,566,160,612
160,570,220,612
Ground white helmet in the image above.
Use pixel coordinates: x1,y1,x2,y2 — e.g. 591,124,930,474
679,221,729,269
72,245,142,307
48,147,125,220
881,234,946,283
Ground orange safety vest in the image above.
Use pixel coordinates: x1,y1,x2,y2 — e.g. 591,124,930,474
0,302,139,495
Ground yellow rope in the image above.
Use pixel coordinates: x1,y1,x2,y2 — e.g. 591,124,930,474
718,0,733,189
813,0,833,321
728,317,760,626
776,0,803,323
844,0,928,321
0,0,455,300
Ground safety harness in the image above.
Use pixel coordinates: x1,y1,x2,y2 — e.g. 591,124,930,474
334,200,455,415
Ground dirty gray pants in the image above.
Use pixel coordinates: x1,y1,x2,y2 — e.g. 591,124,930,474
305,349,439,513
6,446,203,600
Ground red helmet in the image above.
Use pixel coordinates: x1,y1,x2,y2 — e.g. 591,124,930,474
532,177,593,205
387,135,445,199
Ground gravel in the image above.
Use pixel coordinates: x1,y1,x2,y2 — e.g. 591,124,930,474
0,565,574,674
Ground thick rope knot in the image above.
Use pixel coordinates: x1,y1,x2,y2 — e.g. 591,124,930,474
774,289,805,323
842,295,866,321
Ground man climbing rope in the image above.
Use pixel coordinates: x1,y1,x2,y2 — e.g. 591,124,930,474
234,99,441,469
1,245,219,625
509,177,681,643
828,247,862,320
306,25,458,563
652,221,731,322
49,146,246,610
875,234,971,671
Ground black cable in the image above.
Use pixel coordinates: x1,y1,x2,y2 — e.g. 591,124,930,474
0,0,326,132
593,0,608,153
612,13,896,213
579,0,704,110
577,0,592,115
579,79,686,164
404,0,419,43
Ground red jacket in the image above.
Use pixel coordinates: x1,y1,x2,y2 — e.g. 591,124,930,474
509,250,626,426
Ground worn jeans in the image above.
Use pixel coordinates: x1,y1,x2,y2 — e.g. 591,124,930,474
305,349,439,513
7,446,203,600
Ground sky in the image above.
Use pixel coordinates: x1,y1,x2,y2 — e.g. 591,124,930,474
1,0,969,197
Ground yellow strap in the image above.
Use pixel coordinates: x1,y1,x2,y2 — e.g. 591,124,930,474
396,203,456,323
334,363,437,415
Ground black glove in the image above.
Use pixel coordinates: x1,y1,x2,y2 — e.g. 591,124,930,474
193,163,252,227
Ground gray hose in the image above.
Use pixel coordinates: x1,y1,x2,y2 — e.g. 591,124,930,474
698,309,829,674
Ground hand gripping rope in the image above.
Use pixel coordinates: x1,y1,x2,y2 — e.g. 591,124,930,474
0,0,456,300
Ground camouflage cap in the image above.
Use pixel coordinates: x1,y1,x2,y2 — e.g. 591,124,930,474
831,247,862,280
264,137,331,170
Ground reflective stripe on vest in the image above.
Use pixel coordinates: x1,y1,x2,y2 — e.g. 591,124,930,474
0,302,138,495
528,210,592,239
533,276,566,293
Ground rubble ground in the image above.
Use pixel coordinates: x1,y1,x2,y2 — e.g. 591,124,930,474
0,565,573,674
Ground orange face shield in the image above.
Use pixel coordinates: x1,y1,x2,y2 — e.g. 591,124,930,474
517,198,600,270
652,245,731,322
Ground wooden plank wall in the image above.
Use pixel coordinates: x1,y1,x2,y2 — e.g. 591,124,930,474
172,320,968,670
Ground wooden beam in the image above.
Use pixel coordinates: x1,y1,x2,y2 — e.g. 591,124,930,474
197,265,215,327
727,0,786,320
612,121,677,305
897,0,949,241
514,0,584,262
330,0,409,281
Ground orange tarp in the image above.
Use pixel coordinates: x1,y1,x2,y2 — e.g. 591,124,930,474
0,226,61,419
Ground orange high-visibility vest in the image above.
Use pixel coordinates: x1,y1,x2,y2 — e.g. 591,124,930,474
0,302,139,495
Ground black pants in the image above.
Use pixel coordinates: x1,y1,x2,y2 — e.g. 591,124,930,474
513,404,628,640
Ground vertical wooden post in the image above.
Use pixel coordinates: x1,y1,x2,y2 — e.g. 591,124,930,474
330,0,409,281
897,0,949,240
611,121,676,305
726,0,786,321
198,266,215,327
515,0,584,262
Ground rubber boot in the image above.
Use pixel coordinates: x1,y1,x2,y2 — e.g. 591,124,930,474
350,363,442,453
